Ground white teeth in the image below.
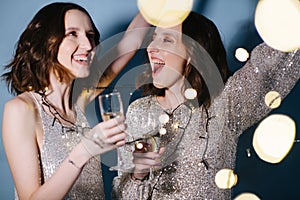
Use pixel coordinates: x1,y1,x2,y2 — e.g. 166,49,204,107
74,55,88,62
152,60,165,65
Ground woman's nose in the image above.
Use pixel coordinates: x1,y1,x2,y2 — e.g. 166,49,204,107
79,35,93,51
147,41,159,53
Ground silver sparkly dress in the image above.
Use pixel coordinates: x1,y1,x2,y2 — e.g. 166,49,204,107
113,43,300,199
15,93,105,200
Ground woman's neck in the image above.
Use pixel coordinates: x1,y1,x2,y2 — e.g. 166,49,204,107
157,85,186,110
45,73,74,113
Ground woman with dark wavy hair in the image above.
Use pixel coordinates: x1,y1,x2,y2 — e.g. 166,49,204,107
2,2,148,199
113,11,299,199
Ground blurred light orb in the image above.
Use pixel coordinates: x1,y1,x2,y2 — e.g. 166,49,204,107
138,0,194,28
136,142,144,150
184,88,197,100
159,113,170,124
255,0,300,52
264,91,281,109
234,193,260,200
159,127,167,135
215,168,238,189
253,114,296,163
235,48,249,62
172,122,179,129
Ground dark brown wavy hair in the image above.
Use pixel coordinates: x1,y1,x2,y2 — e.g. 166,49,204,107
2,2,100,95
137,12,231,108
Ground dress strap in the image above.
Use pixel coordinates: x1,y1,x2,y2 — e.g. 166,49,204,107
29,91,42,113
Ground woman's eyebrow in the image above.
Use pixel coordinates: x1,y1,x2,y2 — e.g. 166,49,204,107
65,27,95,33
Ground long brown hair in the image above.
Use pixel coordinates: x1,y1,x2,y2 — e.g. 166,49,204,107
137,12,230,108
2,2,100,95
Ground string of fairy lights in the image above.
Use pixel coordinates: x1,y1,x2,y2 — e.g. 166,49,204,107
133,1,300,200
77,1,299,199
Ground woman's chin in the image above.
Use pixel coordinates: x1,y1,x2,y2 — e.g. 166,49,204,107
153,81,166,89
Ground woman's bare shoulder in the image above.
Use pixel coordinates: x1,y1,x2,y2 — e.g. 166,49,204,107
4,92,39,119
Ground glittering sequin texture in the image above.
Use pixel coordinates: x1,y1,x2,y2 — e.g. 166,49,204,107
15,97,105,200
113,43,300,199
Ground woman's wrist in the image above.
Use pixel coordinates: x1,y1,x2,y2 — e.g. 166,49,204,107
68,142,91,168
68,159,83,170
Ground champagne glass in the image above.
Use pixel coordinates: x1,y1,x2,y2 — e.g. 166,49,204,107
130,112,161,178
98,91,130,171
133,113,160,153
99,92,123,121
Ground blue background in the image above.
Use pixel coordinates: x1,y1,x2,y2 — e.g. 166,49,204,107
0,0,299,199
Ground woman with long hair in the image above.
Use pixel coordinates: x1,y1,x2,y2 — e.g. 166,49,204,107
114,12,299,199
2,2,148,199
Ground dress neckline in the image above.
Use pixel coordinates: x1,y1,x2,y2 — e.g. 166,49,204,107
154,96,187,114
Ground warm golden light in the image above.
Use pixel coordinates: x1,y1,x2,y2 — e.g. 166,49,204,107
234,193,260,200
215,168,238,189
136,142,144,150
235,48,249,62
264,91,281,109
159,113,170,124
172,122,179,130
159,127,167,135
255,0,300,52
138,0,194,28
252,114,296,163
184,88,197,100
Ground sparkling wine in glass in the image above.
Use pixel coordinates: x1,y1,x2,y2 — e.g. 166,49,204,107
99,92,123,121
134,113,160,153
102,111,123,121
98,91,130,171
133,112,161,177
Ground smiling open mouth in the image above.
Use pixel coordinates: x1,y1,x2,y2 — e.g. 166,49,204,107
152,60,165,73
73,55,90,65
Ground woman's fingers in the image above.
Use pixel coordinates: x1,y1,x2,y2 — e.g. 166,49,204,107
92,116,127,144
100,115,125,128
81,116,127,156
133,151,159,159
133,152,161,165
108,132,127,145
115,139,126,147
132,147,165,174
158,147,165,154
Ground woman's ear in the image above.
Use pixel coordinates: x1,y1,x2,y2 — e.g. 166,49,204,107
186,57,191,66
184,57,191,77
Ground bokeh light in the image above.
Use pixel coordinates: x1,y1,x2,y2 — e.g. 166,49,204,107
159,127,167,135
138,0,194,28
234,193,260,200
215,168,238,189
252,114,296,163
159,113,170,124
184,88,197,100
255,0,300,52
235,48,249,62
136,142,144,150
264,91,281,109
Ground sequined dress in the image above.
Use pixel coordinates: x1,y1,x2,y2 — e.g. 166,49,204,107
14,93,105,200
113,43,300,199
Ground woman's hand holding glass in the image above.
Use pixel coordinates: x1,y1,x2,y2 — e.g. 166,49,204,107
98,91,134,171
128,113,164,180
81,115,126,157
132,147,164,180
